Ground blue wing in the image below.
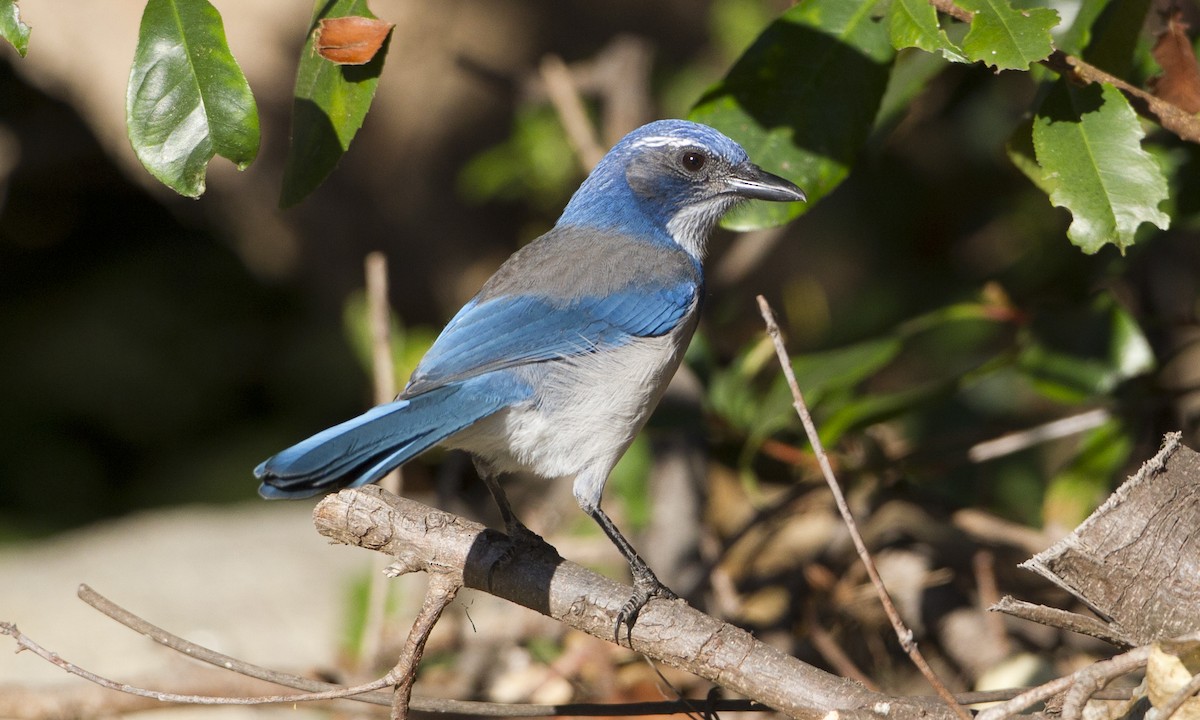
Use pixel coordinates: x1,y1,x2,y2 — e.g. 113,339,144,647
405,281,697,395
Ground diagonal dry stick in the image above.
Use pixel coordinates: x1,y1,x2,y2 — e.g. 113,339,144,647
756,295,972,720
0,621,396,706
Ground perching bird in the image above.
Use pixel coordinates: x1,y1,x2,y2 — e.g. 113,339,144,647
256,119,805,632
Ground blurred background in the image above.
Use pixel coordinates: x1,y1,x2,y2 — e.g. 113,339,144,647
2,0,1199,714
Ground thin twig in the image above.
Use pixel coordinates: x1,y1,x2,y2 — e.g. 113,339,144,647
967,408,1111,463
0,621,395,705
390,574,461,720
363,251,403,671
927,0,1200,143
990,596,1133,648
72,584,776,715
972,550,1011,655
805,601,882,691
540,53,606,170
973,675,1078,720
975,645,1152,720
756,295,972,720
1059,646,1153,720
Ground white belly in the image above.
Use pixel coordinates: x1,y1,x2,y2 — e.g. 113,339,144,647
444,328,691,491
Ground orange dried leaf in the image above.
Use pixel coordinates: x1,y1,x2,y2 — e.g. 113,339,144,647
315,16,393,65
1150,9,1200,114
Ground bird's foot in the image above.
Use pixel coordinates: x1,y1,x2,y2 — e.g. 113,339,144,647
614,565,677,643
487,520,560,590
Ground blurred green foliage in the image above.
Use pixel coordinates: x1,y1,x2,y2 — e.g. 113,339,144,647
450,0,1199,529
3,0,1199,542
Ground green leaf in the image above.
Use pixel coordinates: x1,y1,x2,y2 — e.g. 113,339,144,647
281,0,391,208
458,106,577,213
0,0,30,57
690,0,894,230
1018,293,1156,401
1058,0,1150,77
792,336,903,407
1044,420,1130,528
1032,80,1169,253
126,0,260,198
958,0,1058,71
887,0,968,63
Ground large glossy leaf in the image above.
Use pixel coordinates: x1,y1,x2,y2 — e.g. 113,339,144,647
690,0,894,230
887,0,967,63
958,0,1058,71
126,0,259,198
0,0,30,57
1033,80,1170,253
280,0,391,208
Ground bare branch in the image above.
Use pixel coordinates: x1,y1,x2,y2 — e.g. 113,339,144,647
540,54,605,171
72,584,778,715
312,486,954,720
0,621,394,705
390,574,460,719
363,250,404,671
990,596,1133,648
756,295,972,720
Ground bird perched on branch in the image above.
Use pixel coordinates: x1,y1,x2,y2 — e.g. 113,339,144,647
256,119,805,634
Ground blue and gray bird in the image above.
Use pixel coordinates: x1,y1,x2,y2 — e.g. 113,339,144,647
256,119,805,631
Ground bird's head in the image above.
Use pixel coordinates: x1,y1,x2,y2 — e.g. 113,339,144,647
558,120,806,259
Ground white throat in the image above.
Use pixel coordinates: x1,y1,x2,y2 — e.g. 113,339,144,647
665,196,739,260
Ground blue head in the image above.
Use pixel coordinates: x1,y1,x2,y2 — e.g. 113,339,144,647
557,120,806,259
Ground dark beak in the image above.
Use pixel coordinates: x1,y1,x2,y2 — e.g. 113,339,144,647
727,162,807,203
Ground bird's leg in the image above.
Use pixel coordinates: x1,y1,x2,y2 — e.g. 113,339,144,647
586,505,678,642
473,461,560,590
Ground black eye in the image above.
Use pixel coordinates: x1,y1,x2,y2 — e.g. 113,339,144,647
680,150,707,173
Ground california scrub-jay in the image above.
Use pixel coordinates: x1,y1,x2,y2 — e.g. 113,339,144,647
256,119,805,630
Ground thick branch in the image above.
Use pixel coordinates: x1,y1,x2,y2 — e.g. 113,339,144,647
313,486,953,720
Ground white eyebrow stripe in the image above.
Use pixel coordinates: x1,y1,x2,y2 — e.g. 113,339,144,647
629,136,699,150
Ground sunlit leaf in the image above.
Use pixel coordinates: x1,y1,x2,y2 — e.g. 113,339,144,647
281,0,390,207
0,0,30,57
887,0,967,63
690,0,894,229
1033,80,1170,253
958,0,1058,71
126,0,260,198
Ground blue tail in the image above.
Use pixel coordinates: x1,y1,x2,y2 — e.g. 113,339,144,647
256,380,525,499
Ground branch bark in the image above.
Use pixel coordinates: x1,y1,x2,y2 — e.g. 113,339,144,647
312,486,956,720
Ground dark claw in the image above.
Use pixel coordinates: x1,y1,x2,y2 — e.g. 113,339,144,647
613,563,678,643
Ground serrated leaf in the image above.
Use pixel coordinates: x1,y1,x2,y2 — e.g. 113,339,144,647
958,0,1058,71
126,0,260,198
1033,80,1169,253
887,0,968,63
281,0,390,208
0,0,30,57
690,0,894,230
